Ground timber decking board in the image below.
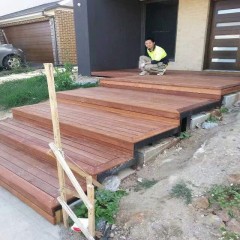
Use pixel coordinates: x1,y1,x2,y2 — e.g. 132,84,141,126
0,179,56,224
105,75,240,90
0,143,78,212
0,119,133,175
9,119,132,158
0,142,83,222
100,73,240,99
12,102,179,149
57,87,219,119
100,81,221,100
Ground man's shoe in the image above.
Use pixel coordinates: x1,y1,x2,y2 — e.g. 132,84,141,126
157,69,167,76
139,71,149,76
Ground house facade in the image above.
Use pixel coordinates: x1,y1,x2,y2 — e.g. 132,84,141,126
73,0,240,75
0,1,77,65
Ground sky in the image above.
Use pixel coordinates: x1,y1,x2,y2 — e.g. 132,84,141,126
0,0,57,16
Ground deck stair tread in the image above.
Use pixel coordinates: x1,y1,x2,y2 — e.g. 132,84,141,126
100,75,240,99
0,119,133,175
57,87,219,119
101,75,240,89
12,102,179,149
0,141,82,223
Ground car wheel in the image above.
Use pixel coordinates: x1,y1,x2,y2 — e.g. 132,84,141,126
3,55,21,70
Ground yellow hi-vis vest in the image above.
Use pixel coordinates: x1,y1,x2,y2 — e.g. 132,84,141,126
147,46,167,61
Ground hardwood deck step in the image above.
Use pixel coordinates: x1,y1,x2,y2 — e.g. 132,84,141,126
0,119,133,176
100,75,240,100
57,87,219,119
12,102,179,150
0,142,80,224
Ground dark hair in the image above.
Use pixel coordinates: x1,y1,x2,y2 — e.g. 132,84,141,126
145,37,155,43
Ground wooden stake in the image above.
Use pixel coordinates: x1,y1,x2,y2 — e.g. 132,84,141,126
44,63,68,227
87,184,95,236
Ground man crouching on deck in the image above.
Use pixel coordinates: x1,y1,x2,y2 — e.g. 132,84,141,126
139,37,169,76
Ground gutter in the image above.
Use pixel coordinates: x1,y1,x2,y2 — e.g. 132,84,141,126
0,12,44,25
0,6,73,25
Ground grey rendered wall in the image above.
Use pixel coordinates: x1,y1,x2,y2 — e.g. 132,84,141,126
87,0,142,71
73,0,91,75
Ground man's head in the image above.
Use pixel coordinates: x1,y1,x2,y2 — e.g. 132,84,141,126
145,37,155,50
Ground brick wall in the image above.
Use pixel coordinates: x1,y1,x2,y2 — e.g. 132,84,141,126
168,0,211,71
54,9,77,65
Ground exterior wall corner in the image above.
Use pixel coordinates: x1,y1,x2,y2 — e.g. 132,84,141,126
54,9,77,65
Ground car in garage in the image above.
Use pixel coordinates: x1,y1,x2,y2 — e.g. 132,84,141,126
0,44,25,70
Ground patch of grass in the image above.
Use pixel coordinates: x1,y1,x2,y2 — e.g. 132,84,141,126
0,65,98,110
73,189,127,224
208,185,240,211
220,106,229,114
220,227,240,240
0,75,49,109
134,179,158,192
207,114,219,123
171,182,192,204
179,131,191,139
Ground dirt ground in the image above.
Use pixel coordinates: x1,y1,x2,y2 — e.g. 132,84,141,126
57,105,240,240
111,106,240,240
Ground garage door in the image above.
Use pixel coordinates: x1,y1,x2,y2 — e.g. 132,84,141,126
3,21,54,63
207,0,240,71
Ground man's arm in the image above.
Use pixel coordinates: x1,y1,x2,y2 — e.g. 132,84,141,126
151,60,159,64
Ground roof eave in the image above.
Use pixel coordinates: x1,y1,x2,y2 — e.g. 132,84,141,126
0,12,45,25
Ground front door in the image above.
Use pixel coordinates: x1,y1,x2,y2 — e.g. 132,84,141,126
145,0,178,60
207,0,240,71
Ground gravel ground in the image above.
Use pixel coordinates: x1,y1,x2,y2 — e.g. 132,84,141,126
0,69,44,84
0,109,12,120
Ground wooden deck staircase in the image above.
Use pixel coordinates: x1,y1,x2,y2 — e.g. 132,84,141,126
0,71,240,224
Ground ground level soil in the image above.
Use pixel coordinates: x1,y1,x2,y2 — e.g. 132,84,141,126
111,106,240,240
58,104,240,240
